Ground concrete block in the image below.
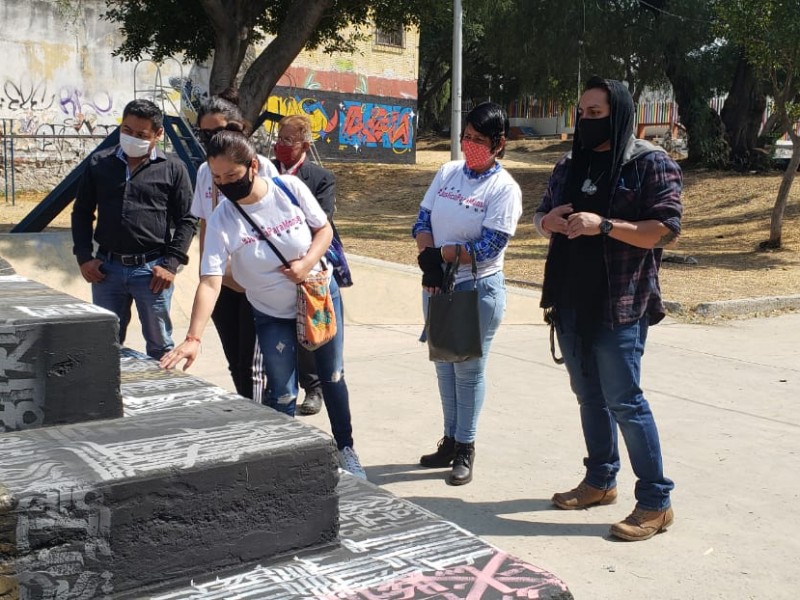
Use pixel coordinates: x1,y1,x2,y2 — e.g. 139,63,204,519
0,275,122,432
119,347,242,417
0,400,339,597
142,474,573,600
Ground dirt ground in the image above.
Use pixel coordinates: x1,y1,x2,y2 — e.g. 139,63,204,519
1,138,798,314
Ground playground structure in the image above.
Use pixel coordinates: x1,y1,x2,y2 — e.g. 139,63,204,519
4,60,324,234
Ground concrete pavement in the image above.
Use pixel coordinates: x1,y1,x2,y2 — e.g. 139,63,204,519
142,309,800,600
3,232,799,599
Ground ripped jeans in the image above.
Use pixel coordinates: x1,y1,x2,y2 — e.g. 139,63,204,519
252,279,353,449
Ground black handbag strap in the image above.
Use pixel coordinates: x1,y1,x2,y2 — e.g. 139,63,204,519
230,199,291,269
442,244,478,293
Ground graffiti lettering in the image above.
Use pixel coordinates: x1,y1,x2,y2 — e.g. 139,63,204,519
262,88,416,163
58,86,113,118
14,303,112,319
340,102,413,151
1,77,55,112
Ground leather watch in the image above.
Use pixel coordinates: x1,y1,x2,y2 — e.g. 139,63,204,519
599,219,614,236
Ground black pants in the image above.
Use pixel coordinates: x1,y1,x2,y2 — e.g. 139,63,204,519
298,345,321,392
211,286,257,400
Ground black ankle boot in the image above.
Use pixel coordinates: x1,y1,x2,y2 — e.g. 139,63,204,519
448,442,475,485
420,436,456,468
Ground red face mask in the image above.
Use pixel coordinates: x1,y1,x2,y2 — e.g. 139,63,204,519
461,139,495,171
274,143,298,167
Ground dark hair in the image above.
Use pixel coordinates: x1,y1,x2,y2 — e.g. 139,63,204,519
122,98,163,131
464,102,509,157
196,96,249,133
218,87,240,106
206,130,256,166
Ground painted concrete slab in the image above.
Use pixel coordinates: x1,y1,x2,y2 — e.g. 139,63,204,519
0,401,339,598
0,274,121,432
140,475,573,600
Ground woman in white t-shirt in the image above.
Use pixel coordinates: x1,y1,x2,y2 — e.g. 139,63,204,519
412,102,523,486
162,131,366,480
191,95,278,402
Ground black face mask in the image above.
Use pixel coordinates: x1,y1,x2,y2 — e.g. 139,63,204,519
217,169,254,202
578,116,611,150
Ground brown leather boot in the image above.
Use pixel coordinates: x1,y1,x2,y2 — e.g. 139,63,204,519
610,506,674,541
551,481,618,510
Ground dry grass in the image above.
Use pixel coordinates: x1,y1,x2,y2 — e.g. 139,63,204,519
2,137,798,313
330,138,800,311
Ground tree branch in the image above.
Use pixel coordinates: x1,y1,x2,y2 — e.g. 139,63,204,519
238,0,333,123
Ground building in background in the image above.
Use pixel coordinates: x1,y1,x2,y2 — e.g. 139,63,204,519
0,0,419,193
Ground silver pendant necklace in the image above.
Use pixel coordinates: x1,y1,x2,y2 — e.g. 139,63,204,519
581,167,606,196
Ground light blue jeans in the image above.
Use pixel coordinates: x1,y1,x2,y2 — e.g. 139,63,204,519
253,278,354,450
555,308,674,511
92,256,174,360
423,271,506,444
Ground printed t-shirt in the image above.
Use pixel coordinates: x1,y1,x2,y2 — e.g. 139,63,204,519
202,175,328,318
421,160,523,284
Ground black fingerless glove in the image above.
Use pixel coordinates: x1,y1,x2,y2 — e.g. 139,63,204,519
421,264,444,288
417,246,444,271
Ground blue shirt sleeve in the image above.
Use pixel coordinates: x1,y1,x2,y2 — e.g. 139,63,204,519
465,227,510,262
411,207,433,238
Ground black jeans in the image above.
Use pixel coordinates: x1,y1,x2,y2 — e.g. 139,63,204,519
298,345,321,392
211,286,257,400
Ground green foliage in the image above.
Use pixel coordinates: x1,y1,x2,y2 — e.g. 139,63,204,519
103,0,434,63
416,0,502,130
716,0,800,118
716,0,800,78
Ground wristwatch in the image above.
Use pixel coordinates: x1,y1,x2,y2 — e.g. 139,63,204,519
599,219,614,236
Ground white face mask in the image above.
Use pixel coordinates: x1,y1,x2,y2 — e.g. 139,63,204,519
120,133,153,158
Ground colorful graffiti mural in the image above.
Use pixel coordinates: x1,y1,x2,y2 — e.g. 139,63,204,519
264,87,416,164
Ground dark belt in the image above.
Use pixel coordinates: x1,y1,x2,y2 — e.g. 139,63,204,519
99,247,164,267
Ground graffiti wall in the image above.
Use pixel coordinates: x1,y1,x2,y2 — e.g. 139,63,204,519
265,87,417,164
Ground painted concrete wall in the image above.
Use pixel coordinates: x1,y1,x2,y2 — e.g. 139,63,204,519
0,0,419,193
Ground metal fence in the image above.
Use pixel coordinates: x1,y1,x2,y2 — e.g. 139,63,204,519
1,119,109,204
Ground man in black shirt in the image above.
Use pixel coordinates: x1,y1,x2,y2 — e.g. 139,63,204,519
71,99,197,359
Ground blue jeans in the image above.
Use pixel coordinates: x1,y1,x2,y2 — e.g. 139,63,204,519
423,271,506,444
555,308,674,511
92,256,174,360
253,278,353,449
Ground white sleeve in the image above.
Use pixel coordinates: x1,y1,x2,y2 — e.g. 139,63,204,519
482,179,523,236
257,155,280,178
200,209,230,276
282,176,328,229
190,163,212,220
420,164,448,211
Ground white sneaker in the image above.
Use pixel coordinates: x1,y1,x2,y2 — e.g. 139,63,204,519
338,446,367,480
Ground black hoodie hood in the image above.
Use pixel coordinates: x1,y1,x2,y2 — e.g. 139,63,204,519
571,78,636,188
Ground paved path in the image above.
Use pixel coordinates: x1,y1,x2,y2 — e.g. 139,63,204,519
135,310,800,600
7,231,796,598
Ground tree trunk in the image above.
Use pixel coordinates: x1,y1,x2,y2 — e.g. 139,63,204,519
199,0,248,95
238,0,333,125
665,64,729,168
766,128,800,248
720,53,767,169
644,0,729,167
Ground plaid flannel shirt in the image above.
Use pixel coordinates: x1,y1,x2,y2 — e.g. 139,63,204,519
536,140,683,326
